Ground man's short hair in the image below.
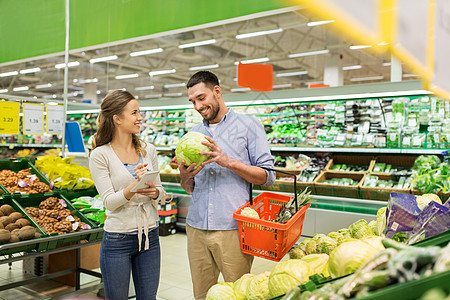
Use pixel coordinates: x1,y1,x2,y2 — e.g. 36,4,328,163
187,71,220,90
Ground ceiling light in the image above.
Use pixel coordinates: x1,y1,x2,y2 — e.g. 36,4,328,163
276,71,308,77
189,64,219,71
19,67,41,74
273,84,292,89
145,94,163,98
178,39,216,48
378,42,389,46
0,89,8,93
130,48,163,56
307,20,335,26
47,101,59,105
96,90,101,94
236,28,283,39
115,73,139,79
149,69,176,76
13,86,29,91
235,57,269,65
89,55,118,63
350,75,384,82
36,83,54,89
383,62,391,67
77,78,98,84
349,45,372,50
55,61,80,68
164,83,186,88
403,74,420,77
135,86,155,91
0,71,18,77
230,87,251,92
342,65,362,70
164,92,183,97
288,49,329,58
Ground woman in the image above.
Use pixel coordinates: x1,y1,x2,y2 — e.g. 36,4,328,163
89,90,165,300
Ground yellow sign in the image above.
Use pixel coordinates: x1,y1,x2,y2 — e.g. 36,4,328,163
0,101,20,134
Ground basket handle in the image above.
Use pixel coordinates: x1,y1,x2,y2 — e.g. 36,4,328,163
249,167,298,211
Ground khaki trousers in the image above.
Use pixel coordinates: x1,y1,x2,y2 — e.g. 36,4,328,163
186,224,254,300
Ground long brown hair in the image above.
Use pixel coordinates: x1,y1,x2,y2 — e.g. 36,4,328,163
90,90,146,156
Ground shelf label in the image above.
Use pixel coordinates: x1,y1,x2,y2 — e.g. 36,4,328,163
23,103,44,135
0,101,20,134
46,105,64,134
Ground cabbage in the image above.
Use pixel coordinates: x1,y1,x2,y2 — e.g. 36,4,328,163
361,236,385,251
312,233,327,242
376,207,387,236
301,254,330,277
338,228,352,239
348,219,373,239
241,207,259,219
368,220,379,236
233,274,253,300
298,238,310,253
246,271,270,300
327,232,345,244
289,247,305,259
267,260,310,298
305,239,317,255
328,240,380,277
416,193,442,210
206,282,236,300
315,236,338,254
175,132,211,169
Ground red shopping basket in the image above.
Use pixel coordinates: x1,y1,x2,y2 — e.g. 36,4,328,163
233,168,311,261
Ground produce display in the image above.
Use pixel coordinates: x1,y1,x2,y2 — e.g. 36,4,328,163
410,154,449,194
70,195,105,225
175,132,211,169
0,168,51,194
0,204,39,244
331,164,368,172
363,175,411,189
321,177,357,186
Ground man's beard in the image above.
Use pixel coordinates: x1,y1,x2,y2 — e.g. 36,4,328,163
204,95,220,122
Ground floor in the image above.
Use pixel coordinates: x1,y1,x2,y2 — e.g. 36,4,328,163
0,232,280,300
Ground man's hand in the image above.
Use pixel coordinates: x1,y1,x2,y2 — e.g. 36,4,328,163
177,159,202,194
200,136,233,168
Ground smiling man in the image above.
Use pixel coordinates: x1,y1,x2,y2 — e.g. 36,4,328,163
177,71,275,300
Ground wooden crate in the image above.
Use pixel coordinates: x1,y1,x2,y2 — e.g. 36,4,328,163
313,171,365,199
325,155,375,173
361,173,411,201
371,155,417,175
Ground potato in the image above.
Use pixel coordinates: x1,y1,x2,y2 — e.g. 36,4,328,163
0,216,13,226
18,226,36,241
8,233,20,243
9,212,23,222
0,204,14,216
0,210,4,217
0,222,3,229
5,223,20,232
0,229,11,244
15,218,31,228
34,232,41,238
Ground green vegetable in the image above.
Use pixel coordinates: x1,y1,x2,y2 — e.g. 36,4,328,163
240,207,259,219
175,132,212,169
233,273,253,300
368,220,378,236
361,236,385,252
305,239,317,255
376,207,387,236
267,260,310,298
327,232,345,244
315,236,337,254
349,219,373,239
415,193,442,210
280,286,301,300
419,288,448,300
288,247,305,259
391,231,409,243
301,254,330,277
246,271,270,300
338,228,352,239
206,282,236,300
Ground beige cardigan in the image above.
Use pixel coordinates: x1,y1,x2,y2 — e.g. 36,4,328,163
89,143,165,250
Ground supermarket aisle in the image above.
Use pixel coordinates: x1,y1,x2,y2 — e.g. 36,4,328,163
0,232,279,300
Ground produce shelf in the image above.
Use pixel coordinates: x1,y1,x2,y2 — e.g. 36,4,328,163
269,146,445,154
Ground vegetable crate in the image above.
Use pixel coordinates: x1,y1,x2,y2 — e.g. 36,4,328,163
233,192,310,262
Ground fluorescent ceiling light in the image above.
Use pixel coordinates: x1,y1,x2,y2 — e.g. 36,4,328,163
273,84,292,89
403,74,420,77
135,86,155,91
13,86,29,91
349,45,372,50
55,61,80,69
115,73,139,79
342,65,362,70
233,78,238,82
149,69,176,76
145,94,163,98
89,55,118,63
307,20,335,27
108,88,126,93
236,28,282,39
96,90,101,94
179,39,216,48
288,49,329,58
230,87,251,92
130,48,163,56
77,78,98,84
164,92,183,97
383,62,391,67
36,83,54,89
350,75,384,82
164,83,186,88
19,67,41,74
0,89,8,93
47,101,59,105
276,71,308,77
0,71,18,77
189,64,219,71
378,42,389,46
235,57,269,65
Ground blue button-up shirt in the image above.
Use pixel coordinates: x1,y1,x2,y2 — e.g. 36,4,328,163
187,108,275,230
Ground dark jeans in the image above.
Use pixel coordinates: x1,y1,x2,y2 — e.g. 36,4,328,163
100,228,160,300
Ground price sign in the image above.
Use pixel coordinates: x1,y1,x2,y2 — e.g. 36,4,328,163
23,103,44,135
0,101,20,134
46,105,64,134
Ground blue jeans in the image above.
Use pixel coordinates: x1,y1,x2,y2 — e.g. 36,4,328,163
100,228,161,300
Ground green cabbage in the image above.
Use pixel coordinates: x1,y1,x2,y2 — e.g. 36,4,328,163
298,238,311,253
361,236,385,251
241,207,259,219
328,240,380,277
267,260,310,298
206,282,236,300
376,207,387,236
301,254,330,277
233,274,253,300
416,193,442,210
338,228,352,239
289,247,305,259
315,236,338,254
369,220,379,236
305,239,317,255
327,232,345,244
175,132,211,169
348,219,373,239
246,271,271,300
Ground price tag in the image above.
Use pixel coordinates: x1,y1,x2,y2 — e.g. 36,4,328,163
46,105,64,134
0,101,20,134
23,103,44,135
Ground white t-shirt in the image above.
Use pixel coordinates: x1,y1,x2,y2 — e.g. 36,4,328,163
209,123,218,134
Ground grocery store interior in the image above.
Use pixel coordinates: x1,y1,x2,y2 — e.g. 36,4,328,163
0,1,449,300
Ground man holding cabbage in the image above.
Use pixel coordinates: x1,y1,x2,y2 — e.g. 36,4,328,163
177,71,275,299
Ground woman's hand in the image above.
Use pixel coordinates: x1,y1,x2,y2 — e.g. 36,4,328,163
135,181,160,199
135,163,149,181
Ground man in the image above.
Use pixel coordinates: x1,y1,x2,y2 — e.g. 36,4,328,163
178,71,275,299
